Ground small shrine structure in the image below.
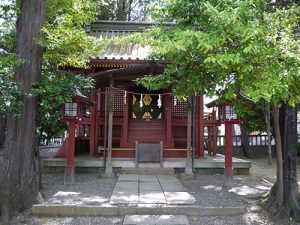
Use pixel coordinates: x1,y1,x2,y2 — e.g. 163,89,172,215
54,21,242,185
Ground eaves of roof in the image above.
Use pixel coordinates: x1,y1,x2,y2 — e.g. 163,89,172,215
88,20,174,62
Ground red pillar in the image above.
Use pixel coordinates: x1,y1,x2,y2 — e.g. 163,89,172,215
198,95,205,157
94,89,101,154
207,126,212,155
212,110,218,156
89,91,97,157
224,122,233,187
64,120,76,185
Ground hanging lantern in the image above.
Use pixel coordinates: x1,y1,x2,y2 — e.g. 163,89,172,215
218,104,237,121
63,102,80,119
60,95,95,122
225,105,237,120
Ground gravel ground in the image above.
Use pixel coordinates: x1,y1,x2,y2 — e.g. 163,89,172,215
4,157,300,225
179,174,272,207
41,174,117,205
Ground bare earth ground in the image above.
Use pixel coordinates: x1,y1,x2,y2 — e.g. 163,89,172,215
1,153,300,225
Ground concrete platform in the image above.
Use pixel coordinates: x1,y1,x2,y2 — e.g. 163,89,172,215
42,154,251,174
123,215,190,225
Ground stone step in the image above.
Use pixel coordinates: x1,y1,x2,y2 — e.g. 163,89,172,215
32,204,245,217
121,167,174,175
123,215,189,225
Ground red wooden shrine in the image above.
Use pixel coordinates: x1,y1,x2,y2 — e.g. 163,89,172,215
56,21,240,184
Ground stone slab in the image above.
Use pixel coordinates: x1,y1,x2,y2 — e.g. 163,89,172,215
157,176,186,192
159,181,186,192
118,174,139,181
110,181,138,204
164,192,196,205
139,182,166,204
123,215,190,225
157,175,178,181
139,175,157,182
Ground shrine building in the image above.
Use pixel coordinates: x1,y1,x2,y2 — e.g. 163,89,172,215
49,21,249,185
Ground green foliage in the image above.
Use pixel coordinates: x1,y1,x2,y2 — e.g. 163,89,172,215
97,0,151,21
40,0,102,68
35,0,101,138
34,70,95,140
0,2,23,115
0,0,101,138
135,0,300,108
233,99,271,133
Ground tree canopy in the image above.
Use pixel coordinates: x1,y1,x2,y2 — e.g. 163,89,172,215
0,0,101,140
135,0,300,106
131,0,300,217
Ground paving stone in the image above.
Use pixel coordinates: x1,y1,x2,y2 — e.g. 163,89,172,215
159,181,186,192
157,175,186,192
110,174,195,205
139,175,157,182
118,174,139,181
139,180,161,191
139,191,166,204
157,175,178,181
123,215,190,225
139,182,166,204
110,181,139,204
164,192,196,205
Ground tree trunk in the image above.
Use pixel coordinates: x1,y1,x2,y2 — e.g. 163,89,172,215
272,106,284,207
0,114,5,148
264,101,272,165
0,0,46,221
240,123,254,158
281,104,300,219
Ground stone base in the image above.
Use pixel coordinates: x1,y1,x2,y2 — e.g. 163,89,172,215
105,164,114,177
181,173,195,180
224,168,233,188
64,166,74,186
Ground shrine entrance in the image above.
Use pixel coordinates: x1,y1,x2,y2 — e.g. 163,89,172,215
127,86,167,146
131,86,163,120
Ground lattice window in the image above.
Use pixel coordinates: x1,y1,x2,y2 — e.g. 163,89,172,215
172,99,188,117
113,86,125,116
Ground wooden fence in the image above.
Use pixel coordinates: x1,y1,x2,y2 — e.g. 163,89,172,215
214,135,275,147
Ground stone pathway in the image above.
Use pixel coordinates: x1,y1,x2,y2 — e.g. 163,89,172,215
110,174,196,205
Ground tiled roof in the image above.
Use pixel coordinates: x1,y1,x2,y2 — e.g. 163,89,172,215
88,21,173,61
90,30,150,60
